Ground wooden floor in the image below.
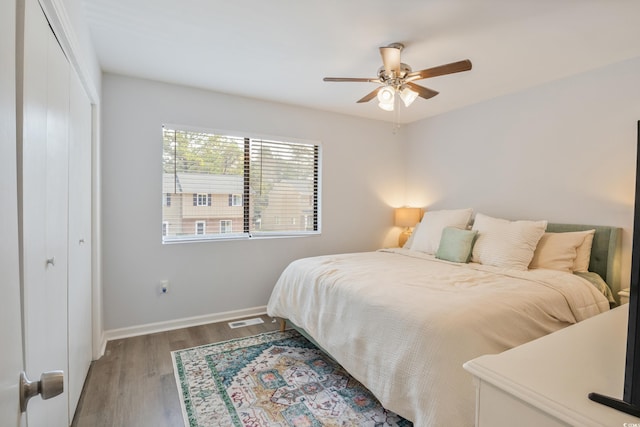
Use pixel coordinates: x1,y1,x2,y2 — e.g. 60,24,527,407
71,315,280,427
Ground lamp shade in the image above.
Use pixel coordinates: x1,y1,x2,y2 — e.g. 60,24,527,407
395,207,422,227
377,86,395,111
400,86,418,107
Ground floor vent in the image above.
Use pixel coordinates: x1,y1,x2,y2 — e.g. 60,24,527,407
228,317,264,329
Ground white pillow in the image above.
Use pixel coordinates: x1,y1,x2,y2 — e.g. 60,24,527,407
529,231,592,272
573,229,595,272
471,213,547,270
410,208,473,254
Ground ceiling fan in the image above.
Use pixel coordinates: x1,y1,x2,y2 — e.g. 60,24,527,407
323,43,472,111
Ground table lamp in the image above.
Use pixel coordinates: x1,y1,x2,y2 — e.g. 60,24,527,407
395,207,422,247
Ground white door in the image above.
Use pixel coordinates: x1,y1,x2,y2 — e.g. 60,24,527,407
22,0,70,425
0,0,26,425
67,60,93,420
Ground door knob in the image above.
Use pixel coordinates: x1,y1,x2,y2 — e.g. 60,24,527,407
19,370,64,412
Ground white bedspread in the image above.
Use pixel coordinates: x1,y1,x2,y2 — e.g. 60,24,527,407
266,249,610,427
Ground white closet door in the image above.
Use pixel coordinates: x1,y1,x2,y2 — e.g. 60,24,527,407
67,66,93,421
21,0,70,425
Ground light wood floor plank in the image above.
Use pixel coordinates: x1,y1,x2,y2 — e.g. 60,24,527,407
72,315,280,427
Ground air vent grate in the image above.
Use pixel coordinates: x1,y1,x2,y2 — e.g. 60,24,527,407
228,317,264,329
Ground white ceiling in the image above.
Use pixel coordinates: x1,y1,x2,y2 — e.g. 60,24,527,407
82,0,640,124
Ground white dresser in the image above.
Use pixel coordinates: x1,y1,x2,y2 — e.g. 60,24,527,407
463,306,640,426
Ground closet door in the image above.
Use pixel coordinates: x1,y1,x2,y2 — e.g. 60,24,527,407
21,0,69,425
67,66,93,420
20,0,93,424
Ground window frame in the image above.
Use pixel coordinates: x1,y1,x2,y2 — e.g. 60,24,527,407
162,125,322,244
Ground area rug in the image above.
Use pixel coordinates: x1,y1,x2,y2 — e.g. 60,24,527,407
171,329,413,427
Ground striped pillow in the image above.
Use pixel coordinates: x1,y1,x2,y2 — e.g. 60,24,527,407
471,213,547,270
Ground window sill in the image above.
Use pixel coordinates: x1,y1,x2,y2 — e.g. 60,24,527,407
162,231,321,245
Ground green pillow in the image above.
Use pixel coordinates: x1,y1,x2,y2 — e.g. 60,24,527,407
436,227,478,263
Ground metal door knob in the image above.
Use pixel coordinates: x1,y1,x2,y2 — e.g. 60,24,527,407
20,370,64,412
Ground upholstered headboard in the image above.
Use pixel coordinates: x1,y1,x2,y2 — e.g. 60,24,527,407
546,223,622,303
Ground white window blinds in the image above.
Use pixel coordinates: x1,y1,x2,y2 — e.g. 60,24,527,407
162,126,320,242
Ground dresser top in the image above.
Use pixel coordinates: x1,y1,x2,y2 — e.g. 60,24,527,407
464,306,640,426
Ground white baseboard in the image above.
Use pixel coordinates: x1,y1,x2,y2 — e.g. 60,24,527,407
102,306,268,344
95,331,107,360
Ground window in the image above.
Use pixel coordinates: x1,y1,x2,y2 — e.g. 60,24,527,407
195,221,206,235
229,194,242,207
162,221,169,236
162,126,321,243
220,220,232,233
195,193,210,206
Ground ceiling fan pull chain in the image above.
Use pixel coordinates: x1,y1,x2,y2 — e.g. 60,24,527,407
392,96,400,134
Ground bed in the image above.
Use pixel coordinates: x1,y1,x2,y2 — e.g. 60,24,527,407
266,211,621,427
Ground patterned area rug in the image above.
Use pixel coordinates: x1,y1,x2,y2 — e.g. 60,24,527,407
171,329,413,426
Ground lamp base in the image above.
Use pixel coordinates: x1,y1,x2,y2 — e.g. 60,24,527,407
398,229,412,248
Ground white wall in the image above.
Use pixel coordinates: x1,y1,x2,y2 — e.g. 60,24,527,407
101,73,405,331
405,56,640,290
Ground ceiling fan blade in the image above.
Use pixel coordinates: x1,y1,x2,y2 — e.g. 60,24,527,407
379,46,401,76
357,87,381,103
323,77,380,83
405,82,439,100
406,59,472,81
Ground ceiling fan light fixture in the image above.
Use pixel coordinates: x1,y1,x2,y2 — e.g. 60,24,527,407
378,100,395,111
322,43,472,114
377,86,395,111
400,86,418,107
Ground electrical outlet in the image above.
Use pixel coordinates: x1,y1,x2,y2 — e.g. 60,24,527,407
160,280,169,294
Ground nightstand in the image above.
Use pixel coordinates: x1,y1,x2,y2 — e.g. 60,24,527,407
620,288,630,305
